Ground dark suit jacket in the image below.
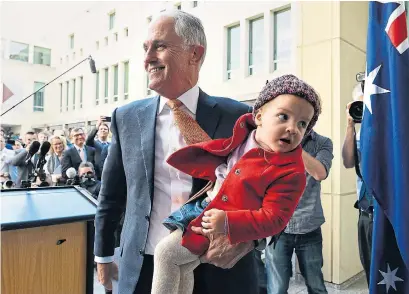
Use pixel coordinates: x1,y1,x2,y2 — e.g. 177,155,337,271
61,145,96,179
85,128,110,179
94,89,256,294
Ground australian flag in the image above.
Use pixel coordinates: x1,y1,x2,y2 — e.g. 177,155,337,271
360,1,409,293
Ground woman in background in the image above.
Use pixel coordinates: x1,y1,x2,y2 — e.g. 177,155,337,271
46,135,67,184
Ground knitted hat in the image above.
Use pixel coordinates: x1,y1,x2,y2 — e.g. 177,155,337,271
253,74,322,135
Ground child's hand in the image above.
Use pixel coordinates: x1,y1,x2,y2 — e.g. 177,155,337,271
201,209,226,234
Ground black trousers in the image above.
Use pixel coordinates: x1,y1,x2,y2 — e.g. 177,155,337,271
133,252,258,294
358,210,373,286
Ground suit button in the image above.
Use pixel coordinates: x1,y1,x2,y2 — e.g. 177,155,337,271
222,195,228,202
145,215,150,221
234,169,240,175
139,249,144,255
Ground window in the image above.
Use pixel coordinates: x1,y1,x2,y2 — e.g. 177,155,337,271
113,64,119,101
109,12,115,30
193,1,198,8
176,3,181,10
227,25,240,80
104,68,109,103
80,76,83,108
9,41,29,62
105,37,109,46
124,27,129,37
123,61,129,100
33,46,51,66
69,34,74,49
114,32,118,42
146,73,151,95
273,8,291,70
66,81,69,111
248,17,264,76
72,79,76,110
96,71,100,105
96,41,100,50
60,57,63,64
59,83,63,112
72,52,76,60
33,82,45,112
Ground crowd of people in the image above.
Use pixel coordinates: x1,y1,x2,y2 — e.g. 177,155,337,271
0,116,111,198
0,9,372,294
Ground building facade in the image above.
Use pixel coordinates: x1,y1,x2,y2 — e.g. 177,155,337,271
1,0,409,287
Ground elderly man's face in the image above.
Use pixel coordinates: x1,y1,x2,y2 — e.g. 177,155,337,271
143,17,196,98
72,130,85,147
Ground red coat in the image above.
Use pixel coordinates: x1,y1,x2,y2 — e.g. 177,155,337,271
167,113,306,255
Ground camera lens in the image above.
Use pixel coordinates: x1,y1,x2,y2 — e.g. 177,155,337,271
349,101,364,123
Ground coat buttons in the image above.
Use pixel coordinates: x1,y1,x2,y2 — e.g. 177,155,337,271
222,195,228,202
139,249,144,255
240,122,245,128
234,169,240,175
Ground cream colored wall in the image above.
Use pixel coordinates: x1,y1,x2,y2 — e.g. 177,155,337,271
296,1,368,284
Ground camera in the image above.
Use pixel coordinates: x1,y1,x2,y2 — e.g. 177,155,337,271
349,101,364,123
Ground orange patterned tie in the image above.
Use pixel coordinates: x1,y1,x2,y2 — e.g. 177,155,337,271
167,99,211,145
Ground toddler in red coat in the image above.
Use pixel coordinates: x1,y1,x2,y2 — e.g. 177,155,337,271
152,74,322,294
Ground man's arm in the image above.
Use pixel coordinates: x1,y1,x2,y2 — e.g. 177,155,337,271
60,150,72,179
85,128,98,148
94,108,127,258
342,125,356,169
9,150,28,167
342,102,357,169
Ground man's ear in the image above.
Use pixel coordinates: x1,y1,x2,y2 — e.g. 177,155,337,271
254,109,263,126
190,45,205,65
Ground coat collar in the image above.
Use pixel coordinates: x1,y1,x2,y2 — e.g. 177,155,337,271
214,113,302,166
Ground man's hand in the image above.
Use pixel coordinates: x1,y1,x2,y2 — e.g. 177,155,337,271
191,226,254,269
97,262,118,291
97,116,107,128
201,209,226,234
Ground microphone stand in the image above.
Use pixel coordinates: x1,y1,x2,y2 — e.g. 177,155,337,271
1,55,95,117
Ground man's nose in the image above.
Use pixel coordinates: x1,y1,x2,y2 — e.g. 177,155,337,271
144,48,158,69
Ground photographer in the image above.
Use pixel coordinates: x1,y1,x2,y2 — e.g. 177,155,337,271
78,162,101,200
341,82,373,286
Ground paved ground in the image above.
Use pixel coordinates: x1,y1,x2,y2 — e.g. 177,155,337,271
93,270,369,294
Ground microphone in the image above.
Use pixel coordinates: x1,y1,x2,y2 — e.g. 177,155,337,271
25,141,41,165
39,141,51,156
66,167,77,179
89,56,97,74
36,141,51,170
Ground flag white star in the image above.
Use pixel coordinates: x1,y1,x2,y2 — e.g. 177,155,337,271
378,263,404,292
363,64,390,114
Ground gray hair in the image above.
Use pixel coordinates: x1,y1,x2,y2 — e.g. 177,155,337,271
154,10,207,67
79,161,95,173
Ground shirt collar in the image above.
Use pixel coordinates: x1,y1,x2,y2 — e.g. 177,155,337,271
158,84,199,115
74,144,84,151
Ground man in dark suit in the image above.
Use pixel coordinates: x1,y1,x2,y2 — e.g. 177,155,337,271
94,10,258,294
61,127,95,179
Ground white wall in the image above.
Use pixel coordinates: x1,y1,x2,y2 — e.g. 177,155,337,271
1,1,296,130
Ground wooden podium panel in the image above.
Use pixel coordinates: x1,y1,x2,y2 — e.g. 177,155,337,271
1,222,87,294
1,221,87,294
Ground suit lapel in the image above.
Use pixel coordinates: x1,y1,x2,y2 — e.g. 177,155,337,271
196,88,221,139
72,147,82,166
136,96,160,200
193,89,222,196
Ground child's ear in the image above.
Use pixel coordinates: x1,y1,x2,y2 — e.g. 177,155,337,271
254,109,263,126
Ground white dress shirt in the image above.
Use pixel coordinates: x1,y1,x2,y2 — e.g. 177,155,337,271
95,85,199,262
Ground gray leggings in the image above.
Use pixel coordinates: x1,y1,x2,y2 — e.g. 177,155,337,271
151,229,201,294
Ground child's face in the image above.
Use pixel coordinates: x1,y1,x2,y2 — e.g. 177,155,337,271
254,94,314,153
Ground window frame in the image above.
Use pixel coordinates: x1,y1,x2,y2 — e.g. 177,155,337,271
33,82,45,112
226,24,240,80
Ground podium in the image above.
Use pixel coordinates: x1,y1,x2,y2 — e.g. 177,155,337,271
1,186,98,294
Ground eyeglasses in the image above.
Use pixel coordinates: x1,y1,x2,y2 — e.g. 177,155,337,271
73,133,84,138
